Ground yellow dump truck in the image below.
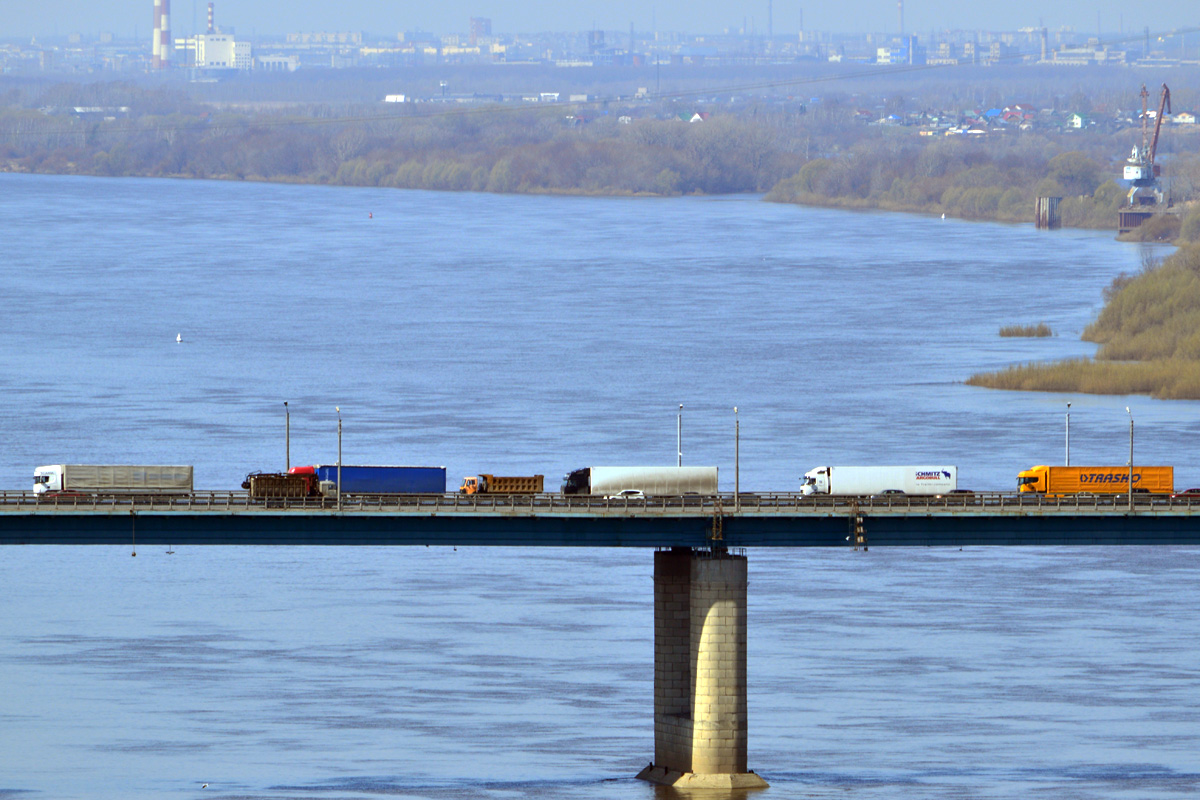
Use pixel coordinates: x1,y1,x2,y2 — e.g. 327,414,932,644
459,474,545,494
1017,465,1174,495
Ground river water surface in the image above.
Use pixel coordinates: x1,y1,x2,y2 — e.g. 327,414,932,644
1,174,1198,799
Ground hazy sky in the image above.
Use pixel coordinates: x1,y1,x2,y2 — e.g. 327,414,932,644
6,0,1198,38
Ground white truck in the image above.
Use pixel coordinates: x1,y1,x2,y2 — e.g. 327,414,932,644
800,465,957,496
560,466,718,496
33,464,194,496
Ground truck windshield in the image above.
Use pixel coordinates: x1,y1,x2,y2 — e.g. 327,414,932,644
33,475,49,484
1017,476,1037,487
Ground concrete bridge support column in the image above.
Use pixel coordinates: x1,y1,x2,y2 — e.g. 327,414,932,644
637,547,768,789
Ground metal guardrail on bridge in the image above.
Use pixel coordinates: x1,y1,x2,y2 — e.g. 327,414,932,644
5,489,1200,547
3,491,1200,514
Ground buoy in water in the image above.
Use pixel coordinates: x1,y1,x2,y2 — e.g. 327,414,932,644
176,333,182,343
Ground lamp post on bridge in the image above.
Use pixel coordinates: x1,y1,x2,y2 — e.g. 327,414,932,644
1065,402,1070,466
285,401,290,472
734,406,740,510
336,406,342,512
677,403,683,467
1127,406,1134,511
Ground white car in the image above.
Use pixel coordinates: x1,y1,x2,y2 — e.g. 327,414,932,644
606,489,646,500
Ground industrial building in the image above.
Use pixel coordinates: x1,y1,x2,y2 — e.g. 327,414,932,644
173,3,252,69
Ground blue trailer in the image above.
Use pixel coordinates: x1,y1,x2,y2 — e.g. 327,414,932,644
312,465,446,494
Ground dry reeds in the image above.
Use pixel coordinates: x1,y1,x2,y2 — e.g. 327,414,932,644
971,246,1200,399
967,359,1200,400
1084,245,1200,360
999,323,1052,337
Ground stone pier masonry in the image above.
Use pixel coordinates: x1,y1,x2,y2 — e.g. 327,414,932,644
637,547,768,790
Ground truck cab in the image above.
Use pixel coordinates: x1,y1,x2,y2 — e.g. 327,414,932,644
800,467,828,496
461,476,482,494
561,468,590,495
1017,466,1045,492
33,465,63,494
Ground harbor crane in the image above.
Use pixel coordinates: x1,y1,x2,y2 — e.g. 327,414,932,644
1123,83,1171,207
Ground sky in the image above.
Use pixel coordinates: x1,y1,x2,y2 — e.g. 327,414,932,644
4,0,1198,39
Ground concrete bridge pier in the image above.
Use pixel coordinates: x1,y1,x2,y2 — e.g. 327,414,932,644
637,547,769,790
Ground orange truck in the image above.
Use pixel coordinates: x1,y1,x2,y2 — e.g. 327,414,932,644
459,474,545,495
1017,465,1174,495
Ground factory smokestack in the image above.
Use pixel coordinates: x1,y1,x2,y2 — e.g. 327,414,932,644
160,0,171,66
207,2,214,34
152,0,162,67
897,0,904,35
152,0,171,68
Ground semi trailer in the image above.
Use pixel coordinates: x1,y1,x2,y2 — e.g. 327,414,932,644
288,465,447,495
1016,465,1174,495
560,466,718,496
800,465,957,496
33,464,194,496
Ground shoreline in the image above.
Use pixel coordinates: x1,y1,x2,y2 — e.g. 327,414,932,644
967,245,1200,401
2,163,1150,236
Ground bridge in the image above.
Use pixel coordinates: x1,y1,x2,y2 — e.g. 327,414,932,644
6,490,1200,789
5,490,1200,547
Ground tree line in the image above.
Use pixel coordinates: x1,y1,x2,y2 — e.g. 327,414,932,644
2,79,1198,236
0,84,807,196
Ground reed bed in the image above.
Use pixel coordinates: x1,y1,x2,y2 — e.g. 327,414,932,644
999,323,1052,337
967,359,1200,400
971,246,1200,399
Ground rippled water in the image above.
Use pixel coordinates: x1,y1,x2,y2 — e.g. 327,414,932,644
1,174,1198,799
4,546,1199,800
0,173,1191,492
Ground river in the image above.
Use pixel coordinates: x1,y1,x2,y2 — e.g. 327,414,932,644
1,174,1197,799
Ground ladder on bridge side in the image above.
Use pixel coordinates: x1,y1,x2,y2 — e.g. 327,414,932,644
709,496,724,545
849,502,867,551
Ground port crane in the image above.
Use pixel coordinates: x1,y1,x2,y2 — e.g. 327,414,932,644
1124,83,1171,206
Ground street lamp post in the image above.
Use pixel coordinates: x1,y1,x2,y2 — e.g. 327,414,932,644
336,406,342,511
1065,402,1070,466
285,401,290,472
734,406,740,510
1126,406,1134,511
677,403,683,467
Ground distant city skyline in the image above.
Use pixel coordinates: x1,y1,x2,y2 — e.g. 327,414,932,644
5,0,1198,39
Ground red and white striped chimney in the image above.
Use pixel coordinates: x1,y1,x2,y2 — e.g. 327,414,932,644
152,0,162,68
207,2,214,34
158,0,171,67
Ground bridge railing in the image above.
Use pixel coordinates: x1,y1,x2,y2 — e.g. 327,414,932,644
2,490,1198,513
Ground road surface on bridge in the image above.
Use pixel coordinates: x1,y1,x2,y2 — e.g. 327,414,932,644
4,491,1200,547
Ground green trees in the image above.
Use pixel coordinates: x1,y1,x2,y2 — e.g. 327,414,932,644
764,138,1192,232
0,95,807,196
1180,208,1200,243
1,77,1196,222
1045,151,1102,196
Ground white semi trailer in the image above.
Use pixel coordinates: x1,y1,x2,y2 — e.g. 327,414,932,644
800,465,957,496
560,466,718,495
33,464,194,495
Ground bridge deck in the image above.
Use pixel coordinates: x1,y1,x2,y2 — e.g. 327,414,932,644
3,492,1200,547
